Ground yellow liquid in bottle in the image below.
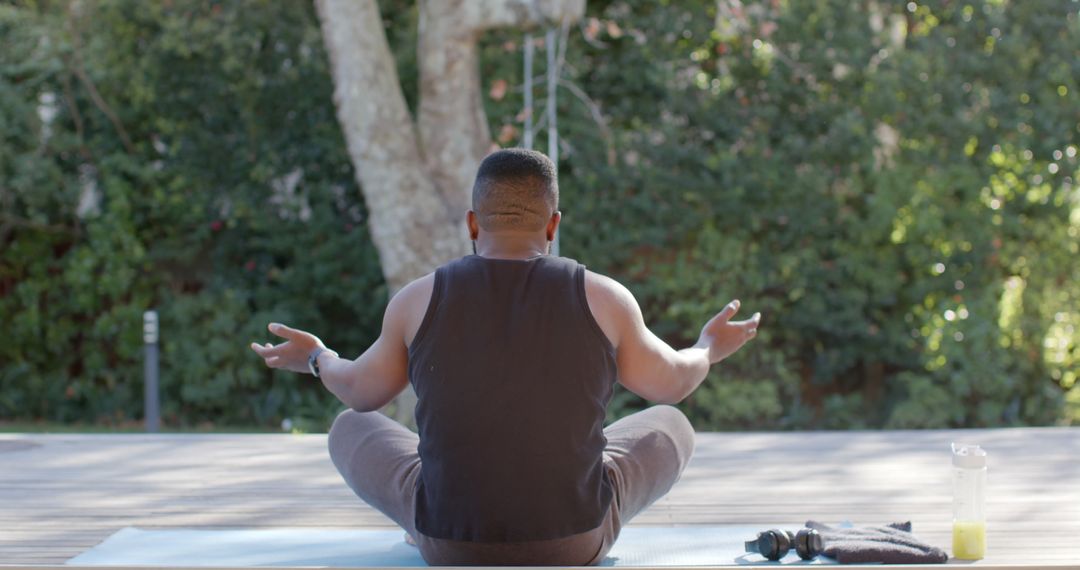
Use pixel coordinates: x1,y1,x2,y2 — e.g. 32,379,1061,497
953,521,986,560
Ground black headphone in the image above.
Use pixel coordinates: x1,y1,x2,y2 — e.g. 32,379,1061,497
744,527,823,561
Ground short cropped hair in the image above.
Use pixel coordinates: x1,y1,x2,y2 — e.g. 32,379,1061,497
471,148,558,232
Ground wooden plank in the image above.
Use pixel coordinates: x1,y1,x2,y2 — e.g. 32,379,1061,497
0,428,1077,567
4,561,1075,565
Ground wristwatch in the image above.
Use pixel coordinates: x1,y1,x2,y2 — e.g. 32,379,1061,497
307,346,337,378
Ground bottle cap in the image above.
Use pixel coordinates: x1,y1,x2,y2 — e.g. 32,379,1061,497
952,442,987,468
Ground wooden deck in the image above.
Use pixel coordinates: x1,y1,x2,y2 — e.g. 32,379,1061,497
1,426,1077,567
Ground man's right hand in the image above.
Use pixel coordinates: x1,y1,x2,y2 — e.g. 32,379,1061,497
694,299,760,364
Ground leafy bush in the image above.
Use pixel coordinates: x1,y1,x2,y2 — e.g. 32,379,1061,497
2,0,1077,430
1,1,384,429
479,0,1079,428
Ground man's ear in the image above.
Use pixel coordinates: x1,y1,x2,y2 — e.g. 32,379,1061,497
546,211,562,242
466,210,480,240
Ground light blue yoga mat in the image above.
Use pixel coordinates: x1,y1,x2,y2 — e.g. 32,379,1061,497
66,526,834,566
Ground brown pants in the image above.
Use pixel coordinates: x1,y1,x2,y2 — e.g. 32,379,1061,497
328,404,695,566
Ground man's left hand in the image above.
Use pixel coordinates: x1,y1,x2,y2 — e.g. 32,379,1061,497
250,323,327,374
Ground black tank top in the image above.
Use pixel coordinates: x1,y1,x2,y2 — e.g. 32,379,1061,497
407,253,617,542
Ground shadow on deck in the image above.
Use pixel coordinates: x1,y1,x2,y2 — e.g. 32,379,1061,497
1,427,1077,567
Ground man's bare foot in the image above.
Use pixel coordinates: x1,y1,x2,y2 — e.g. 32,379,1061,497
404,532,417,547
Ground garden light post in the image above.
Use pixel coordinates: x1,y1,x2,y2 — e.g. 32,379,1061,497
143,310,160,432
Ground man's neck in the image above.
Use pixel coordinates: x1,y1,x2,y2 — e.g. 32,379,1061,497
474,234,550,260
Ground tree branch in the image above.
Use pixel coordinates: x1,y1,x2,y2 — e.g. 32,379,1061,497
65,6,136,155
416,0,586,217
558,78,615,165
0,213,76,237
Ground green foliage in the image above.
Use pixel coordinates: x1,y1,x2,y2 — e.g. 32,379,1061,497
2,0,1077,430
1,0,384,429
478,0,1079,428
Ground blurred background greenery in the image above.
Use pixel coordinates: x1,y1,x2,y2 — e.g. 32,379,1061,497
1,0,1077,432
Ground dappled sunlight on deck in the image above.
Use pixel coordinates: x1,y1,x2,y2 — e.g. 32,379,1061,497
2,428,1077,566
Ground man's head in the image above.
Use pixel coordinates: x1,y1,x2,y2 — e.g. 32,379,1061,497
469,149,559,239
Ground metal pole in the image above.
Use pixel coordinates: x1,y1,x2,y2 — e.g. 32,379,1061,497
523,33,534,149
546,27,560,257
143,310,160,432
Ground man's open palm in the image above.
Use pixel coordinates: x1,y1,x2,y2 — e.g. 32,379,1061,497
250,323,325,374
697,299,760,364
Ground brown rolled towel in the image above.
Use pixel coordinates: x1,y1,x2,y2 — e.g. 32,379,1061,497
805,520,948,564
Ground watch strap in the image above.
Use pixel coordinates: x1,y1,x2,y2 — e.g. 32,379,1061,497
307,346,337,377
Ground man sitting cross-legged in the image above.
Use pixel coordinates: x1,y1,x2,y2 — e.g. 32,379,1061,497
251,148,761,566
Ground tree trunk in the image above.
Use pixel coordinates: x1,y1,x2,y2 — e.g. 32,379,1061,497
314,0,585,425
315,0,469,295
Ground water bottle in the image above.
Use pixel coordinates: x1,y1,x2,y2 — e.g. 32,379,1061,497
951,442,987,560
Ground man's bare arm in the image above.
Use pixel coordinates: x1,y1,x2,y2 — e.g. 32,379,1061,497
250,274,433,412
314,295,409,412
588,272,760,404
